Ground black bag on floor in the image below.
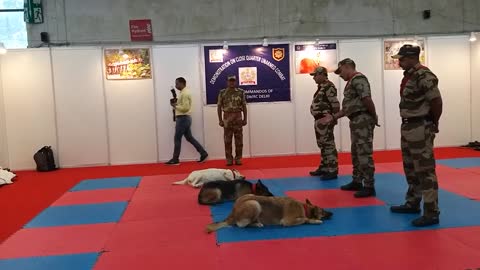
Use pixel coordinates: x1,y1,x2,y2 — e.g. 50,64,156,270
33,146,57,172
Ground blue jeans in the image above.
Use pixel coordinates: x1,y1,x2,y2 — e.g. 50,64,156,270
172,115,207,160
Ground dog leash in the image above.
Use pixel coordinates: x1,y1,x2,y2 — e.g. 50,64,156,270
230,169,236,179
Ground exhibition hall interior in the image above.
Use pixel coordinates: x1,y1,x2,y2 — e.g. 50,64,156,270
1,0,480,269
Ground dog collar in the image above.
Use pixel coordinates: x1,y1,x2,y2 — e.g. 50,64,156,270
304,204,310,218
230,169,236,179
251,183,256,194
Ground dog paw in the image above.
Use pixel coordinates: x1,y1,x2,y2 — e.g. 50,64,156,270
251,222,264,228
308,219,323,224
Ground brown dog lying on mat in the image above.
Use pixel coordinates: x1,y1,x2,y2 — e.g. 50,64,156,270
198,180,273,205
206,194,332,233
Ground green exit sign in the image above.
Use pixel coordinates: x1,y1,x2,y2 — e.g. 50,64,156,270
24,0,43,24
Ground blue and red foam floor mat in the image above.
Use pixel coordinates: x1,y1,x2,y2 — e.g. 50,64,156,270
1,157,480,270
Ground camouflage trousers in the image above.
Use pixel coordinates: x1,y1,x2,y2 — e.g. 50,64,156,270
223,112,243,161
314,120,338,173
401,120,439,217
349,113,376,188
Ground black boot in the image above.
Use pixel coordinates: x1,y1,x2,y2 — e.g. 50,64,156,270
309,167,325,176
320,172,338,181
340,181,363,191
390,204,421,214
411,216,439,227
354,187,376,198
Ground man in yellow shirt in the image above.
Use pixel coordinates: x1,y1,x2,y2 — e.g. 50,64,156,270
165,77,208,165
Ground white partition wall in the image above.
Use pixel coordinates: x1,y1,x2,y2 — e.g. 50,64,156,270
0,49,57,170
0,35,477,170
383,39,405,149
249,102,296,156
103,47,158,165
51,47,109,167
0,62,8,167
427,36,471,147
472,39,480,140
338,39,386,151
153,45,206,162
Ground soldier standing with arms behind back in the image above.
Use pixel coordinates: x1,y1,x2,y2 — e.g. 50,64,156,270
309,66,340,180
389,44,443,227
217,75,248,166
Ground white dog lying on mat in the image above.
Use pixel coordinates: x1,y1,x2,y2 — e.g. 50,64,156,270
172,168,245,187
0,168,16,186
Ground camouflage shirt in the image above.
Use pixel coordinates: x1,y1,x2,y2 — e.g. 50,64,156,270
310,80,340,118
399,64,441,118
341,73,371,116
217,87,247,112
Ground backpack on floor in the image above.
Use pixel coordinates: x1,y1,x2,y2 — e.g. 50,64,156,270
33,146,57,172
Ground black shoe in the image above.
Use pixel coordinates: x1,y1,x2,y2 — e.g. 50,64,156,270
354,187,376,198
320,172,338,181
226,160,233,166
309,169,324,176
235,159,242,165
390,204,421,214
165,159,180,165
198,153,208,163
412,216,439,227
340,181,363,191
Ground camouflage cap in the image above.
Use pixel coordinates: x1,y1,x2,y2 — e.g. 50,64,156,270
391,44,421,59
334,58,356,74
227,75,236,80
309,66,328,76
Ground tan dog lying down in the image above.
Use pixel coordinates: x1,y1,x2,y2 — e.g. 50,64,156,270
172,168,245,187
206,194,333,233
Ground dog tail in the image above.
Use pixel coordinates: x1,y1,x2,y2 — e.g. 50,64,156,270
172,178,188,185
205,221,230,233
205,214,234,233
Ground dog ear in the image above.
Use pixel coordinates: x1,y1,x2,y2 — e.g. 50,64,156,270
257,180,263,185
306,199,312,205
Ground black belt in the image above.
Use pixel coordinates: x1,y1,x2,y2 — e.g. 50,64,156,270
347,111,368,120
402,115,433,124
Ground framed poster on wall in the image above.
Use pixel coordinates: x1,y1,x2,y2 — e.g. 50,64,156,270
104,48,152,80
294,43,337,74
384,40,426,70
204,44,291,104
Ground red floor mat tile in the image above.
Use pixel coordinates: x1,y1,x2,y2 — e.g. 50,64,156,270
105,217,215,252
51,188,136,206
94,242,219,270
0,223,116,259
121,187,210,222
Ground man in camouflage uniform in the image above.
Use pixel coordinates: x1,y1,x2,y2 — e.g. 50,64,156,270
319,58,379,198
390,44,443,227
217,75,247,166
309,66,340,180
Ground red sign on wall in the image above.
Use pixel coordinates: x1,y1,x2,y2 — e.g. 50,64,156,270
129,19,153,41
